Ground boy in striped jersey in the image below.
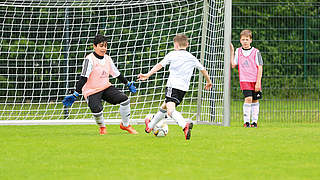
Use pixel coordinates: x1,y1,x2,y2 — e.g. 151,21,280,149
63,35,138,135
230,29,263,128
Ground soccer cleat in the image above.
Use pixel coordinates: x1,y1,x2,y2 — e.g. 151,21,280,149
244,122,250,128
251,122,258,128
120,123,138,134
144,116,153,133
183,122,193,140
99,127,107,135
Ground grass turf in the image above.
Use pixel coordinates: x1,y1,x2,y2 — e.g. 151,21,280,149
0,124,319,180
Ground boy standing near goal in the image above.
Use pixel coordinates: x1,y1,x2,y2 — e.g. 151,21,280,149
230,29,263,128
138,34,212,140
63,35,138,135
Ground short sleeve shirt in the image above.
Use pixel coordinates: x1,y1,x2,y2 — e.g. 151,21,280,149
159,50,205,91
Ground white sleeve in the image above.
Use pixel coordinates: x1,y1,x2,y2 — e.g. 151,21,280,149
159,53,172,67
233,48,239,65
108,57,121,78
194,59,205,70
81,58,93,78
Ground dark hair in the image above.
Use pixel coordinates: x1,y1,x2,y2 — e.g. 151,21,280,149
93,34,108,46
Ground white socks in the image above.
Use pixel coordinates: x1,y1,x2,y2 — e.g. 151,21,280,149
149,109,186,129
251,102,259,123
243,102,260,124
149,108,167,129
120,99,130,127
93,99,133,128
171,110,186,129
243,103,251,124
93,111,105,127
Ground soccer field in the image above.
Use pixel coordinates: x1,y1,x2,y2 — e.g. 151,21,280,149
1,124,319,180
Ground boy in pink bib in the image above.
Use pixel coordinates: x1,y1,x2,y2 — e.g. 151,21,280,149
230,30,263,128
63,35,138,135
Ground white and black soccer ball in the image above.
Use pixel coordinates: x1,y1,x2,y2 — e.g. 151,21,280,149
153,120,169,137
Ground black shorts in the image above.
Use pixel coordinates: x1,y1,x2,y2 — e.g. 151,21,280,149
242,90,262,100
165,87,186,106
87,86,128,113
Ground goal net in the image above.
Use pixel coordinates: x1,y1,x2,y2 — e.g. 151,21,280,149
0,0,226,125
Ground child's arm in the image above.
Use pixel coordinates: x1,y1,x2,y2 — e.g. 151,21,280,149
230,43,236,68
255,65,263,92
200,69,213,90
138,63,163,80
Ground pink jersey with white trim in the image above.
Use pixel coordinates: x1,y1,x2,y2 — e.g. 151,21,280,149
82,54,116,99
238,48,258,82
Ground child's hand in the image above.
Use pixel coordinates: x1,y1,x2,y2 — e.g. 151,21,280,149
255,82,261,92
137,73,148,81
205,82,213,90
62,92,79,107
127,81,137,93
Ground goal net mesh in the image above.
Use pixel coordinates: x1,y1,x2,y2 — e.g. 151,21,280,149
0,0,225,124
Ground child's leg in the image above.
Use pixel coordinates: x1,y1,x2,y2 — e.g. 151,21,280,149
243,97,253,124
93,111,106,128
119,98,138,134
149,102,167,129
251,100,259,123
119,98,131,127
167,102,186,128
87,92,105,127
101,86,132,127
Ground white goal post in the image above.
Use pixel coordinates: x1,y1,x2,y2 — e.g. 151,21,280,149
0,0,231,126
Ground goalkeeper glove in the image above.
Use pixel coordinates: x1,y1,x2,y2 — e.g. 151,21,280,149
62,91,79,107
127,81,137,93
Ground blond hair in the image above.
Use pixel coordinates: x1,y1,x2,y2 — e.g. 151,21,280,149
240,29,252,39
173,34,188,48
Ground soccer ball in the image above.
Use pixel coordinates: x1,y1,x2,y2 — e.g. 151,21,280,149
153,120,169,137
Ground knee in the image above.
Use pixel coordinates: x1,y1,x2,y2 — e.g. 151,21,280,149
244,97,253,103
167,109,174,117
90,104,103,113
93,111,103,118
116,95,128,105
120,98,130,106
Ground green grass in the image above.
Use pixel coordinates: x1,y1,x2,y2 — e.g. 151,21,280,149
1,124,320,180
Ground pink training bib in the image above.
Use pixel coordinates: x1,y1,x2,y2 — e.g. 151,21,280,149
82,54,114,99
238,48,259,90
238,48,258,82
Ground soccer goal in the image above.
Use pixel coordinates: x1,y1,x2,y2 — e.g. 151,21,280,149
0,0,231,126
